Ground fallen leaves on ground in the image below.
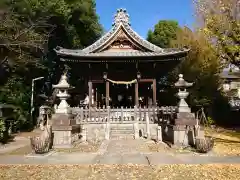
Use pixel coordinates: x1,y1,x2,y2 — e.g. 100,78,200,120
134,139,172,153
1,140,102,155
0,164,239,180
143,141,196,155
206,127,240,156
55,140,102,153
147,142,171,152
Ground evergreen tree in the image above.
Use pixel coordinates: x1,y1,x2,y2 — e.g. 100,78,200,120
0,0,103,134
147,20,180,48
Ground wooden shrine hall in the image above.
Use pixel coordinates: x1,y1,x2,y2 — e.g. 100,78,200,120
55,8,189,108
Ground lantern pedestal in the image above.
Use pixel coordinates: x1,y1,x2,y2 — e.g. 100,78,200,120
52,113,80,148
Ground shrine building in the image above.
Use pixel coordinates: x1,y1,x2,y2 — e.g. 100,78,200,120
55,8,189,108
50,8,202,149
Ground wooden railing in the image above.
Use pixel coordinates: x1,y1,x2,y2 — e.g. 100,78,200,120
71,106,177,124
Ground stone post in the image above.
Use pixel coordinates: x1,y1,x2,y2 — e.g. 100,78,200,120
81,126,87,142
146,113,150,139
134,106,139,139
51,72,80,148
105,123,110,140
105,106,110,140
134,122,139,139
157,126,162,142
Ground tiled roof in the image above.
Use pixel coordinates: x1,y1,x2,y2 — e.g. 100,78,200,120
54,8,189,59
57,48,189,58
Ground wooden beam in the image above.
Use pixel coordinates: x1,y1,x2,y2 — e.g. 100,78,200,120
106,81,110,106
92,80,104,83
135,82,139,107
88,81,92,107
139,79,154,83
153,79,157,106
92,79,154,84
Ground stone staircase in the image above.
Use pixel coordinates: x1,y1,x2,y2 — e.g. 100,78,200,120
110,124,135,140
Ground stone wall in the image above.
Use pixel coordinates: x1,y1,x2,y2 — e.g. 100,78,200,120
81,124,107,141
80,123,158,141
138,124,158,139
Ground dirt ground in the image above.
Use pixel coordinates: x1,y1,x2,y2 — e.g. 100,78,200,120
0,164,239,180
205,127,240,156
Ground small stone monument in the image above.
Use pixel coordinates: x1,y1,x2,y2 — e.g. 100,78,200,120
51,72,80,148
172,74,197,146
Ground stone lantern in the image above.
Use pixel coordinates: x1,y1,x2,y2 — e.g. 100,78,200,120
52,73,71,114
172,74,197,147
174,74,193,113
51,72,80,148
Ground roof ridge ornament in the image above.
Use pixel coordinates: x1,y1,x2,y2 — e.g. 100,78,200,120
113,8,131,26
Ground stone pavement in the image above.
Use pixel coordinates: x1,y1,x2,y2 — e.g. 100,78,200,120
0,139,240,165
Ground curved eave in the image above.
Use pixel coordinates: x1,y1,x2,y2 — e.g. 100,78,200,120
58,49,190,63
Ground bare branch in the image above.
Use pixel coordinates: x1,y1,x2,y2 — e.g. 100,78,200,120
0,56,8,66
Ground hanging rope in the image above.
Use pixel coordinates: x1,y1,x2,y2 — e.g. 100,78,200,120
106,78,137,85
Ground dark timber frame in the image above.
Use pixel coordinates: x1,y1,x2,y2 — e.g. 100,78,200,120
90,78,157,107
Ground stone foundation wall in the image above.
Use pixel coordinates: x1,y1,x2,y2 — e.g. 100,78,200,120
138,124,158,139
81,124,107,141
81,123,158,140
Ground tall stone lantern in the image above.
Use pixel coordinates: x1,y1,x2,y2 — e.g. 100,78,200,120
51,72,80,148
173,74,196,146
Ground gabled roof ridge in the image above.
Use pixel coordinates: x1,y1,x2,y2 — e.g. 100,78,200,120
56,23,164,55
121,23,163,53
81,24,120,53
54,9,189,57
82,22,164,53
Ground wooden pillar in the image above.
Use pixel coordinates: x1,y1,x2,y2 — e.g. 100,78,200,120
106,81,109,106
96,88,98,106
135,82,139,107
153,79,157,106
88,81,92,107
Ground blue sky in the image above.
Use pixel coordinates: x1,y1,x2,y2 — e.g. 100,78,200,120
96,0,195,38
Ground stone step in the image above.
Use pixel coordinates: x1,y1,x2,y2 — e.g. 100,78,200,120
110,129,134,132
110,132,134,135
110,127,133,130
111,132,134,134
110,135,135,140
